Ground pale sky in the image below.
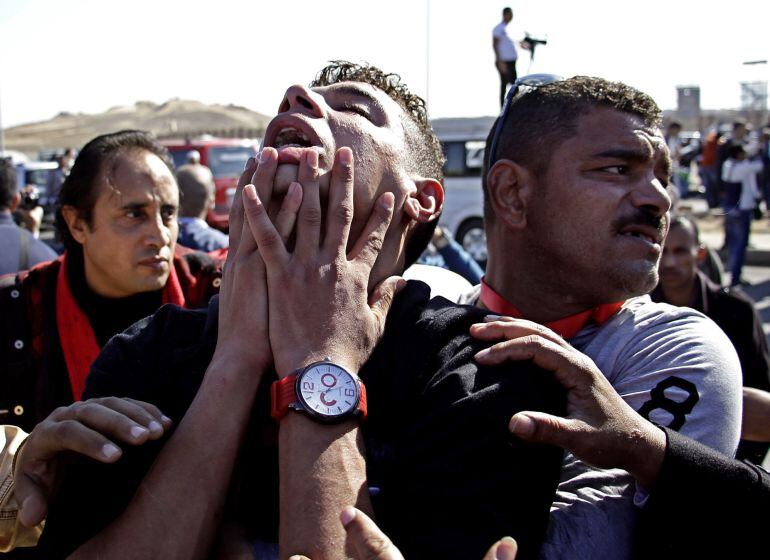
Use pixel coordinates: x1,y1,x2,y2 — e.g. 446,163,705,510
1,0,768,128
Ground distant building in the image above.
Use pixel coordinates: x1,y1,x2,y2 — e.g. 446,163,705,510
675,85,701,130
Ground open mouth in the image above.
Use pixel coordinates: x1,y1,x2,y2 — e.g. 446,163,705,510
273,127,313,149
618,224,663,247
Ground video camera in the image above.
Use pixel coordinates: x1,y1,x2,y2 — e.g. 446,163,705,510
522,35,547,49
19,186,41,210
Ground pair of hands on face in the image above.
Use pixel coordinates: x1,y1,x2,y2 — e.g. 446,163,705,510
216,146,402,378
13,397,172,529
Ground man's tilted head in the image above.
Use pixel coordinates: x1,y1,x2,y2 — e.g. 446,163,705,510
254,61,445,273
483,76,671,306
56,130,180,298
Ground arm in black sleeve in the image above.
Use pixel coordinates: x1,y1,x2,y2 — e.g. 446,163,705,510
634,427,770,559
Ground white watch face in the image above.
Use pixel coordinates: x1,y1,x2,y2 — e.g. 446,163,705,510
297,363,359,418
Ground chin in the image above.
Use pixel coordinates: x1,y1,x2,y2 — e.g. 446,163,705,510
609,264,659,299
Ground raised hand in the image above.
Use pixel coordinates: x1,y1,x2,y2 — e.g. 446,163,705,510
213,148,302,373
14,397,172,528
471,316,665,489
242,147,403,377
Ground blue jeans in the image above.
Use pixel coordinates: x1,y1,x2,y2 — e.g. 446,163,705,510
727,208,752,285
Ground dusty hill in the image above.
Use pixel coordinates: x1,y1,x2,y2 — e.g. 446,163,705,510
4,99,273,155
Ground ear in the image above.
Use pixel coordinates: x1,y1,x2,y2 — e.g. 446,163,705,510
61,205,89,245
486,159,535,230
404,178,444,223
696,244,708,265
9,192,21,212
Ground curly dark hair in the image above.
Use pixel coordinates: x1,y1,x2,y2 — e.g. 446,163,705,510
482,75,662,221
311,61,445,266
55,130,174,254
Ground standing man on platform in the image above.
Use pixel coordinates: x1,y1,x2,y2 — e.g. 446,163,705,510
493,7,522,108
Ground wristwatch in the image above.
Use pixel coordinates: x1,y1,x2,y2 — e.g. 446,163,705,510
270,358,367,423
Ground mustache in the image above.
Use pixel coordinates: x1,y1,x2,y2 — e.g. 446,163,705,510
612,208,667,236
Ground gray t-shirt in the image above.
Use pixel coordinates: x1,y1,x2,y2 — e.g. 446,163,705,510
539,295,742,559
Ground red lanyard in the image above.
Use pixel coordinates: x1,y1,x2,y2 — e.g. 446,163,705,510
479,278,624,339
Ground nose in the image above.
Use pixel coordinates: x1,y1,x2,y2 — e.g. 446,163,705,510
277,84,325,118
629,174,671,219
144,211,173,250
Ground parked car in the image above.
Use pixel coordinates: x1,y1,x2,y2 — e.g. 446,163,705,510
162,136,259,231
434,117,493,265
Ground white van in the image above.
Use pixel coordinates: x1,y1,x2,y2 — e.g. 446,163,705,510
433,117,494,264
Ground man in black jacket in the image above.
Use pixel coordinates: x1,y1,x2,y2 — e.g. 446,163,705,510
651,214,770,463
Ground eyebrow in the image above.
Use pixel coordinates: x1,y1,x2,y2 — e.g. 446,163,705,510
591,148,651,161
592,148,673,177
326,84,383,107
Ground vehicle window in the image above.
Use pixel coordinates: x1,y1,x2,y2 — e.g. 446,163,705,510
207,147,255,178
441,141,485,178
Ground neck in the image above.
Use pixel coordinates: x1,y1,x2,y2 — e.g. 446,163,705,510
484,255,599,323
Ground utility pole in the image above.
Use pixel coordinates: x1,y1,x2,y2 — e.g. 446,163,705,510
425,0,431,110
0,84,5,153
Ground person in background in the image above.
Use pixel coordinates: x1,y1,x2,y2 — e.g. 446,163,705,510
417,224,483,284
652,214,770,463
699,126,723,209
175,152,229,252
0,160,57,275
721,143,763,286
0,130,220,435
492,7,526,108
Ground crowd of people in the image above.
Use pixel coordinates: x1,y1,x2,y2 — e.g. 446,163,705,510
0,51,770,560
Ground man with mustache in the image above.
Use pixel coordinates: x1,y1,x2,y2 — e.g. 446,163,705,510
38,63,565,560
461,75,741,558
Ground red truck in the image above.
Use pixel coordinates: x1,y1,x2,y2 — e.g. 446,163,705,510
162,137,259,231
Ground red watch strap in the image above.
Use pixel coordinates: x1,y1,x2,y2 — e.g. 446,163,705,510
357,381,368,421
270,372,368,422
270,373,299,421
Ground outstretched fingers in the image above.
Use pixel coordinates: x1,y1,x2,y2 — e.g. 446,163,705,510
347,192,395,270
295,150,322,261
470,317,570,350
238,148,279,255
242,184,288,269
323,147,355,256
474,335,585,392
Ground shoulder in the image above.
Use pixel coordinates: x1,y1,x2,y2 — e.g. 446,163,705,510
492,22,504,35
84,297,218,402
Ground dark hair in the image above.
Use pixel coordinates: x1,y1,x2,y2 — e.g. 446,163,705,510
482,75,662,222
667,121,682,130
55,130,174,253
310,61,445,266
0,159,17,210
669,214,701,245
503,7,512,16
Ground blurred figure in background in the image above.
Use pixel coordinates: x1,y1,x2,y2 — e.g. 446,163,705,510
0,160,57,276
721,144,763,286
493,7,520,108
175,151,228,252
652,214,770,464
699,126,723,209
417,224,483,284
